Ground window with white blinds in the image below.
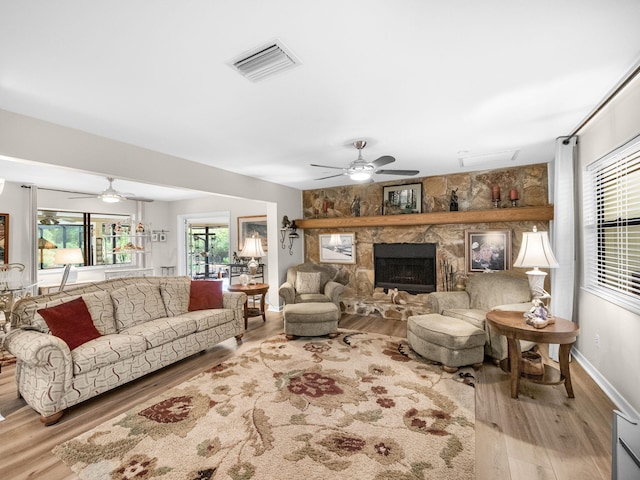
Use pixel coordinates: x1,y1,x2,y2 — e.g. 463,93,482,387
584,134,640,313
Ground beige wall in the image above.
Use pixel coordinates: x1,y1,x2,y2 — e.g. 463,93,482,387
0,109,303,304
576,72,640,416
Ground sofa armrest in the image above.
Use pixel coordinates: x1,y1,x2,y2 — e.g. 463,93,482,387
5,328,74,409
493,302,532,312
223,291,247,329
324,281,345,307
223,291,247,310
428,291,471,314
278,282,295,305
5,329,72,368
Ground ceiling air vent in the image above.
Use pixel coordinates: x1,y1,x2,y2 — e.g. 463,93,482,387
230,40,301,82
458,150,519,168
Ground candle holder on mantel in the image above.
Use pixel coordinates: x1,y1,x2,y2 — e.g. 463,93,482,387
491,186,501,208
509,189,519,207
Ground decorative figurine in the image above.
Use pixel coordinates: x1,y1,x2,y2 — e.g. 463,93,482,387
351,195,361,217
523,298,555,328
136,222,145,233
449,188,459,211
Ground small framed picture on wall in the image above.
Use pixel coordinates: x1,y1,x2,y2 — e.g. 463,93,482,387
465,230,511,273
319,233,356,264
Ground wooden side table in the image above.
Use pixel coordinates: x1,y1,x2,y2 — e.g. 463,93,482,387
227,283,269,329
486,310,580,399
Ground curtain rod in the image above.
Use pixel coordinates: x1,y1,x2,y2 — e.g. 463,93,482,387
567,59,640,139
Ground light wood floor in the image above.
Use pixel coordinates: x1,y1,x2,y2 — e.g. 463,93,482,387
0,312,615,479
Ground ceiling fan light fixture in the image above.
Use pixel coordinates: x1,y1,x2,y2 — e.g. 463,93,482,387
101,193,121,203
350,171,372,181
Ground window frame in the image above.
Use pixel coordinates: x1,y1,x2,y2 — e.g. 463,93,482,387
37,210,135,270
583,133,640,315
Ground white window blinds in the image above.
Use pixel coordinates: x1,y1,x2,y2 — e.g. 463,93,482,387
584,134,640,312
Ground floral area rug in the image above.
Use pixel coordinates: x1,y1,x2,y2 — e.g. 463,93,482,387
53,331,476,480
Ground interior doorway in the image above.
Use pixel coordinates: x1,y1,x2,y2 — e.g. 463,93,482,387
179,212,230,281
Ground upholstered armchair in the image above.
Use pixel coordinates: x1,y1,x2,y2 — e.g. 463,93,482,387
278,262,345,308
428,272,535,361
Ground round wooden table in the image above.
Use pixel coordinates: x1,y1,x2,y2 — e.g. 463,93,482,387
486,310,580,399
227,283,269,329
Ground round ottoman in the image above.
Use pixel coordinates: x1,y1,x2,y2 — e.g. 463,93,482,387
283,302,340,339
407,313,486,372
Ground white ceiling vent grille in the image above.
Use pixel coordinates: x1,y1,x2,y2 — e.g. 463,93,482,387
230,40,301,82
458,150,519,168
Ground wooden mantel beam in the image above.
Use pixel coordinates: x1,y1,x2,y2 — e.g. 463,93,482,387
294,205,554,229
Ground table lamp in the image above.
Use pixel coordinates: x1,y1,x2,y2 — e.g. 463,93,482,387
513,226,559,323
54,248,84,291
38,237,57,269
240,235,265,284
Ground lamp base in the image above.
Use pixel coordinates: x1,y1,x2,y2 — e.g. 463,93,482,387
59,265,78,291
247,258,259,285
525,269,549,299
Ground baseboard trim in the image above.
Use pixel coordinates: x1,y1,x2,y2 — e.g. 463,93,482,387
572,347,640,419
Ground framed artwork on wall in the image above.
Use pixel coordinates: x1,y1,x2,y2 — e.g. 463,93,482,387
0,213,8,264
382,183,422,215
465,229,511,273
238,215,268,252
319,233,356,264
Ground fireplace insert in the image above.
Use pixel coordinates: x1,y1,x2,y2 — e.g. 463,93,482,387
374,243,436,294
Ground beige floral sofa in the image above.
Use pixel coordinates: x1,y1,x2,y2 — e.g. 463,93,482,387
5,276,246,425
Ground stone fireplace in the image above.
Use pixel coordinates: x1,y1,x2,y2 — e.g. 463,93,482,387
300,163,551,319
374,243,436,294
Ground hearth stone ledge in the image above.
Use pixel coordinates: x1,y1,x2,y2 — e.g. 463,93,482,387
341,288,435,321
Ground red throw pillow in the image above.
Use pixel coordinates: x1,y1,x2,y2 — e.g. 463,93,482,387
38,297,102,350
188,280,224,311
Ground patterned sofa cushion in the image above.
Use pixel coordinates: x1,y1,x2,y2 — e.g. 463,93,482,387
119,316,198,348
160,277,191,317
111,283,168,330
82,290,118,335
181,309,235,332
71,334,147,375
30,290,117,335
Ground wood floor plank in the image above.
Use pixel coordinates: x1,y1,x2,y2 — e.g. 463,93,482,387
0,312,616,480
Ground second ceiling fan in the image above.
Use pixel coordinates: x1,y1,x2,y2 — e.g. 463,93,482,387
311,140,419,182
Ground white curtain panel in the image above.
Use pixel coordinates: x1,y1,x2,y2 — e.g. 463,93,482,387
549,136,577,361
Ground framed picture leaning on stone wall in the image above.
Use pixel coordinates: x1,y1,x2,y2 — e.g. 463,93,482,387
382,183,422,215
465,229,511,273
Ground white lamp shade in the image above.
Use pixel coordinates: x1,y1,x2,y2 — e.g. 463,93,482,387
240,236,265,259
53,248,84,266
0,178,5,195
514,229,559,269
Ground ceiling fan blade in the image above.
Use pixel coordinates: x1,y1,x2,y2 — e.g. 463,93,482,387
314,173,347,180
128,197,155,203
68,195,99,199
375,169,420,176
310,163,346,170
370,155,395,168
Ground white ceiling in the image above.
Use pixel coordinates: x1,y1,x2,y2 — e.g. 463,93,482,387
1,1,640,200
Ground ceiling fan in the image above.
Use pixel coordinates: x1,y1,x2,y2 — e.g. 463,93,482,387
68,177,152,203
311,140,419,182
